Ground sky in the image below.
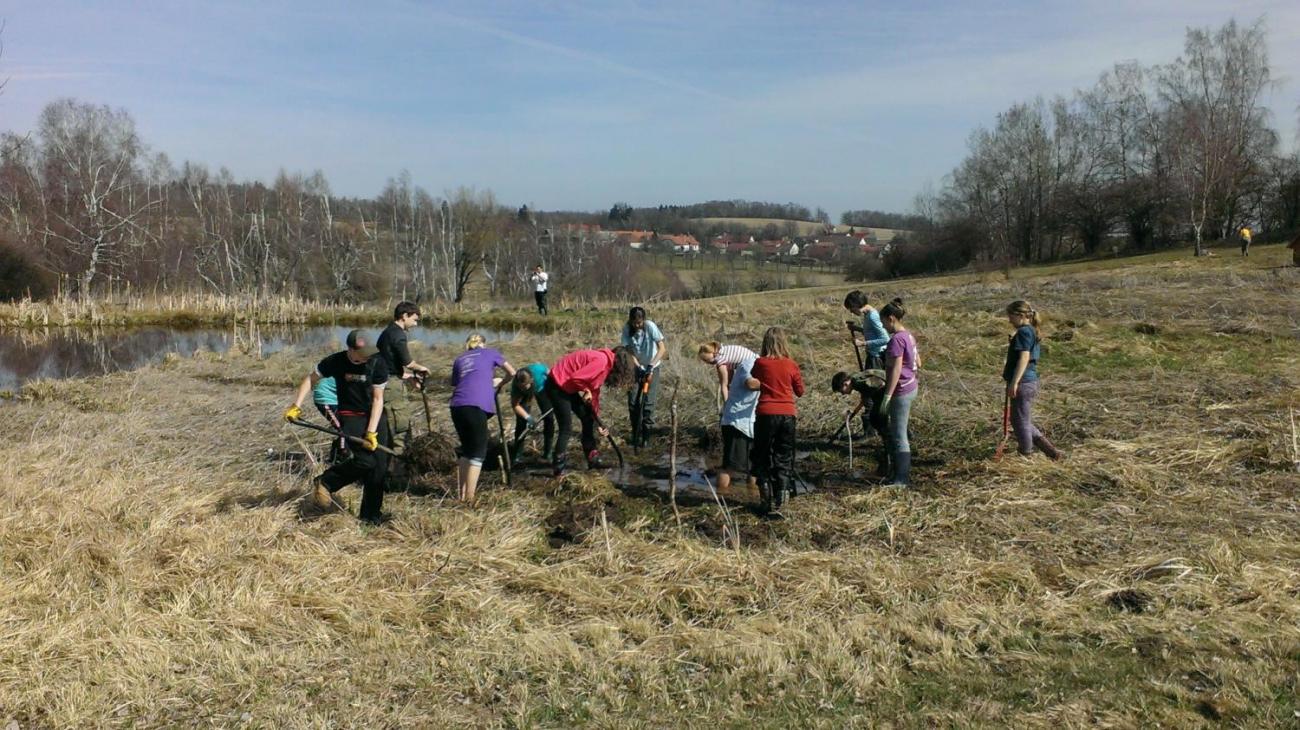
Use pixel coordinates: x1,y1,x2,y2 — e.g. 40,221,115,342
1,0,1297,217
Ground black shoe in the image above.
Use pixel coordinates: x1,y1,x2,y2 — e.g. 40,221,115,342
552,456,567,477
360,511,394,526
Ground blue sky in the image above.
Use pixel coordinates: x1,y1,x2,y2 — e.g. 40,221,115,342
1,0,1297,217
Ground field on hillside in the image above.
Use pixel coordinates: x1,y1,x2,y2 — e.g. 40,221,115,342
692,217,910,240
1,246,1297,727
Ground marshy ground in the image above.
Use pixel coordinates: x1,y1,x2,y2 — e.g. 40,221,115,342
2,245,1297,727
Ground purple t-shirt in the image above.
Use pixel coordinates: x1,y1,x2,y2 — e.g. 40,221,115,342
449,347,505,413
885,330,919,396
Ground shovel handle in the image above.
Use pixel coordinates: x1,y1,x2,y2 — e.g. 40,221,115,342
288,418,403,459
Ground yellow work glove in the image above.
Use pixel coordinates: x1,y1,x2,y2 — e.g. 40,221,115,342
363,431,379,451
284,404,303,422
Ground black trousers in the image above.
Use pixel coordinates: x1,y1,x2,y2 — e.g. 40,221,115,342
317,412,389,521
450,405,490,464
753,414,797,498
534,290,548,315
513,387,556,455
546,380,596,467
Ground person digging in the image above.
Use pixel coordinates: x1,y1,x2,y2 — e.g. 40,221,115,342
831,369,890,478
284,329,393,525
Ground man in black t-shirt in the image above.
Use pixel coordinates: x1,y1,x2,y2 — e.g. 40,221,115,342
377,301,430,450
285,329,391,524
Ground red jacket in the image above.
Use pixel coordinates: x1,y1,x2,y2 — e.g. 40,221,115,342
550,349,615,415
751,356,804,416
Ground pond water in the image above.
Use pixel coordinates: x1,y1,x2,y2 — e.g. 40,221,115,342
0,324,511,392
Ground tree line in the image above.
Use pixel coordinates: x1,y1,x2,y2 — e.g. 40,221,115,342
879,18,1299,279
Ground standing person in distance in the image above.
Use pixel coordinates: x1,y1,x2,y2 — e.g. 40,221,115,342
1238,226,1252,257
1003,300,1063,460
448,334,517,502
545,346,639,476
284,330,391,525
878,299,919,487
509,362,556,463
621,306,666,441
530,264,549,315
745,327,805,518
377,301,431,453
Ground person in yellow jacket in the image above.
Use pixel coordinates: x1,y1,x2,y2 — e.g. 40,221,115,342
1239,226,1252,257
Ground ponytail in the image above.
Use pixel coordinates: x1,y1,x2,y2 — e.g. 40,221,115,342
464,333,486,350
880,297,906,320
1006,300,1040,337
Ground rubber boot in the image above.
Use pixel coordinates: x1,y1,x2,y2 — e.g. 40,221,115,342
1033,435,1064,461
586,449,610,470
875,448,892,480
888,451,911,488
552,454,567,478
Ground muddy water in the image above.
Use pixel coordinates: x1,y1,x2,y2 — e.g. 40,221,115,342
0,324,511,392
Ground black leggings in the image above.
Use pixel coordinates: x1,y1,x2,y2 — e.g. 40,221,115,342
317,412,389,521
546,380,596,466
450,405,490,465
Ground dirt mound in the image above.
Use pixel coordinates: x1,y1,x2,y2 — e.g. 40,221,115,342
406,431,458,474
545,499,624,547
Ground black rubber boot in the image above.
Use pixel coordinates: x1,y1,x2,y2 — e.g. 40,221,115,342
552,454,567,478
889,451,911,488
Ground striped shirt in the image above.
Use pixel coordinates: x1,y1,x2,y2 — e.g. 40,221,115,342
714,344,757,369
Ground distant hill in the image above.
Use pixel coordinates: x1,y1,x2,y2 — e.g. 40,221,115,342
692,218,910,241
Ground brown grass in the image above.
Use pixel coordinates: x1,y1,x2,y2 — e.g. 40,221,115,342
1,248,1298,727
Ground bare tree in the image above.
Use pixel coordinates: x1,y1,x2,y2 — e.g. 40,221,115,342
37,99,157,298
1158,19,1273,255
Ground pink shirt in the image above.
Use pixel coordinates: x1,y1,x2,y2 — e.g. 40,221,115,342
550,349,616,415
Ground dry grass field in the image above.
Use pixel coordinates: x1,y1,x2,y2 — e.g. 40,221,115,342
1,245,1297,727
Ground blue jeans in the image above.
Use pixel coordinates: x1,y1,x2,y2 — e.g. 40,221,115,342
888,390,916,453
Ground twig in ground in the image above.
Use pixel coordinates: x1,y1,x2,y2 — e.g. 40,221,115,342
669,379,681,529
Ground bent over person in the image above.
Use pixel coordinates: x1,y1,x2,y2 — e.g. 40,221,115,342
285,329,391,525
377,302,430,452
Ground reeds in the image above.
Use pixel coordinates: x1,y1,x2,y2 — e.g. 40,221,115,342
0,253,1297,726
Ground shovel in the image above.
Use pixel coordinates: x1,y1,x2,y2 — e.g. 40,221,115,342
590,411,626,470
494,380,512,486
510,407,555,457
845,320,865,371
993,395,1011,461
288,417,405,460
828,402,864,445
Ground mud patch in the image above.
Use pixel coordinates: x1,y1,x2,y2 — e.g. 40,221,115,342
406,431,459,474
545,499,625,547
1106,588,1153,613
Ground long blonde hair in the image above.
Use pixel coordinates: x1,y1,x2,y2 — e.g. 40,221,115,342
1006,300,1041,336
464,333,486,350
760,327,791,358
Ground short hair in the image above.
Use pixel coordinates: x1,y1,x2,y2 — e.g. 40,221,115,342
394,301,421,320
831,371,850,392
843,290,867,311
